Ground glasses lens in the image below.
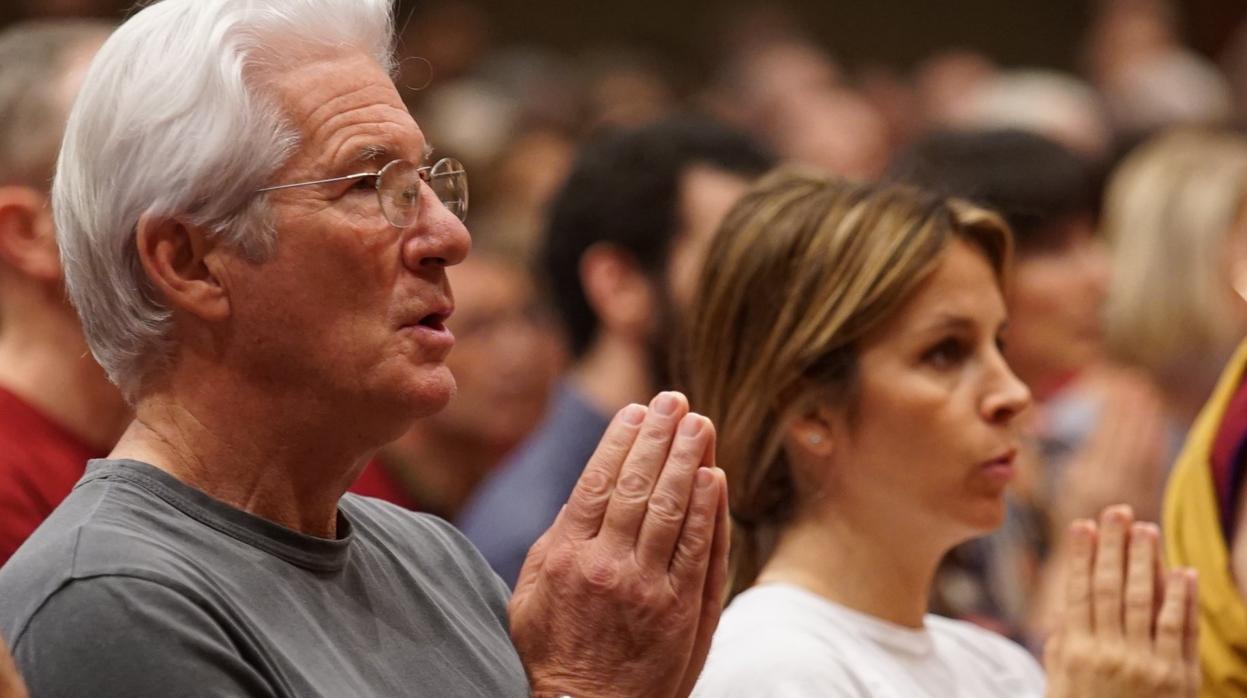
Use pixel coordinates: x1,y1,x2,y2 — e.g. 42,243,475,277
429,158,468,222
378,160,421,228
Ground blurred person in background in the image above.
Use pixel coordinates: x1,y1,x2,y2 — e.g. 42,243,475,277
465,124,576,257
365,238,566,519
910,49,998,130
954,70,1113,160
890,130,1172,644
683,169,1199,696
1165,323,1247,697
706,37,889,180
1148,133,1247,698
1103,129,1247,429
0,20,128,567
458,115,774,586
1085,0,1233,138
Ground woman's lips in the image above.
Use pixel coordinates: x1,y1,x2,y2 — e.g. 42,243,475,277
979,448,1018,485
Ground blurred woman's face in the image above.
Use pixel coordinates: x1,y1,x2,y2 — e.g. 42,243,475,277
826,239,1032,544
1005,217,1111,396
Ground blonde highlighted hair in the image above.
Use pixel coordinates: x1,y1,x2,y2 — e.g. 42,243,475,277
681,168,1011,599
1102,129,1247,392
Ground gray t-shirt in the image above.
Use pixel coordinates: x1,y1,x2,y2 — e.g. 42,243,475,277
0,459,529,697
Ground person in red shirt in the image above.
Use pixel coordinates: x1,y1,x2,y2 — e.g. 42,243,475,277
0,20,130,566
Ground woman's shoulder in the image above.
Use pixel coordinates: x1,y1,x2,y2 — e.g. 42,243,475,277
923,614,1045,680
693,586,878,698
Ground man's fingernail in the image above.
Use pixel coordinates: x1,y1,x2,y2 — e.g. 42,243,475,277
679,415,703,437
621,404,646,425
695,468,714,489
653,392,680,416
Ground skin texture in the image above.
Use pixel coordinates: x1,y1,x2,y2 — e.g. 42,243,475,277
510,392,730,698
0,634,26,698
381,255,565,516
757,240,1199,695
113,49,470,536
1045,506,1200,697
106,47,728,697
761,238,1031,627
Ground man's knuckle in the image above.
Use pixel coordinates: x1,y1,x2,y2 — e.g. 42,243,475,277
581,556,620,592
640,422,672,443
614,470,654,500
645,491,686,525
576,467,614,498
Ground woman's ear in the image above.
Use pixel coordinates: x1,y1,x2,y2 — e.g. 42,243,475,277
783,403,836,459
135,213,230,323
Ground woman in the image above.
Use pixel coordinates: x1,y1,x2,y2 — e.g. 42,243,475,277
685,169,1198,696
1103,129,1247,429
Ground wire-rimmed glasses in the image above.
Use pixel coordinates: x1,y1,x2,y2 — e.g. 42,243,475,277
256,157,468,227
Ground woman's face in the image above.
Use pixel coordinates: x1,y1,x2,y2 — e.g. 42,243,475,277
825,239,1031,545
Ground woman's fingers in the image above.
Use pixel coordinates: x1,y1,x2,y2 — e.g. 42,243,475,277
1092,505,1133,638
1063,519,1097,635
1155,568,1191,663
1124,522,1159,648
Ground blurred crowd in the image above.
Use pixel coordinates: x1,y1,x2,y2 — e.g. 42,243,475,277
5,0,1247,686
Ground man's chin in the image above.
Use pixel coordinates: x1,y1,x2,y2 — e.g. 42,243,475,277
399,367,458,419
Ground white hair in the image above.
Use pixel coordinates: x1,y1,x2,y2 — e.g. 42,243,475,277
53,0,396,401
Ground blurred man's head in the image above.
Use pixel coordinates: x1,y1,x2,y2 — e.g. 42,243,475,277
0,21,111,311
540,116,773,386
890,129,1109,394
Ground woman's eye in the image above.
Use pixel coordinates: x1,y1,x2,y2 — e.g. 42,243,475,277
924,338,968,368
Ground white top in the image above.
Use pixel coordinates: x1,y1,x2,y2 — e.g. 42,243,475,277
693,583,1046,698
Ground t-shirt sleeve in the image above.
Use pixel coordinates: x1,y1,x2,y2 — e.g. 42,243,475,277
12,575,272,698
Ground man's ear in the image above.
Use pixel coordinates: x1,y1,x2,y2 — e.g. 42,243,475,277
0,186,63,283
579,243,654,337
135,212,230,323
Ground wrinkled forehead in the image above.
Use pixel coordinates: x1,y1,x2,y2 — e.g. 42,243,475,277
263,49,423,168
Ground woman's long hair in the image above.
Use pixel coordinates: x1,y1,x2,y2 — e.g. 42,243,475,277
680,168,1011,600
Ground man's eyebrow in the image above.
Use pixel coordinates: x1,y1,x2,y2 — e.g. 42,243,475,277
355,144,392,165
352,142,435,168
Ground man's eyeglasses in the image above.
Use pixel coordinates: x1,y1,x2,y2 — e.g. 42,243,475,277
256,157,468,227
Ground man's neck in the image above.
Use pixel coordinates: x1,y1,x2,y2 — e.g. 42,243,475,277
110,365,398,538
0,293,130,451
568,334,655,417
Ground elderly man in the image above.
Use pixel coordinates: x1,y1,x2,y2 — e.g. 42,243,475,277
0,1,728,696
0,20,128,566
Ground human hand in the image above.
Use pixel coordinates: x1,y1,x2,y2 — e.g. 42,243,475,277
509,391,730,698
1044,506,1199,698
0,633,27,698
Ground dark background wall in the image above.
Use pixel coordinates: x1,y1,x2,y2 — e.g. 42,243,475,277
2,0,1245,72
